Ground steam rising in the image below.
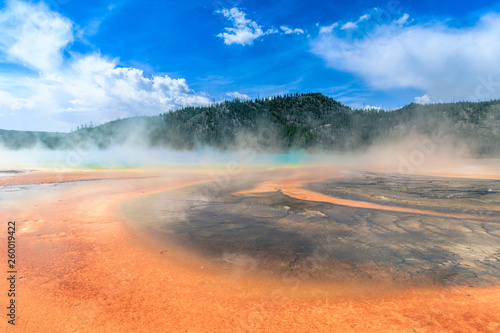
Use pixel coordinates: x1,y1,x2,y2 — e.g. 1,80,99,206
1,138,498,181
0,93,498,176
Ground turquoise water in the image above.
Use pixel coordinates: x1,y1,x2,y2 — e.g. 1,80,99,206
1,147,359,169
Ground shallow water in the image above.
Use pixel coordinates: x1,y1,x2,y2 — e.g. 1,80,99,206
1,167,499,332
122,170,500,288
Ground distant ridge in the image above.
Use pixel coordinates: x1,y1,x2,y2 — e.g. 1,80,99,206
1,93,499,156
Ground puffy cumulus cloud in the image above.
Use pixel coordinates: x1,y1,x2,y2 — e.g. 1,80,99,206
226,91,251,100
0,56,211,131
0,0,210,131
216,7,305,45
36,55,210,115
311,11,500,103
216,7,273,45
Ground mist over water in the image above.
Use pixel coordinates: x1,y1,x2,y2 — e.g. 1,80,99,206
1,139,498,181
0,146,311,169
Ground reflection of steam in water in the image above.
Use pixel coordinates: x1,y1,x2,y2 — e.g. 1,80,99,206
123,170,500,287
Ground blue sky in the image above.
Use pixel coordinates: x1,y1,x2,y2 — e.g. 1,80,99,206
1,0,500,131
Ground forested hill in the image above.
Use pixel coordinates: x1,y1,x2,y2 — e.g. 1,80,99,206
1,93,499,156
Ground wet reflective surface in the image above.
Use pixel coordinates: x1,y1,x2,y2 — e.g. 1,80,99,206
123,171,500,287
2,168,499,332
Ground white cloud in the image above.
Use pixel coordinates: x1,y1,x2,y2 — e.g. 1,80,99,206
363,105,382,111
0,0,210,131
340,13,371,30
216,8,305,45
311,12,500,102
393,13,410,25
216,7,273,45
340,21,357,30
415,94,432,104
226,92,251,100
358,14,370,22
0,0,73,72
280,26,304,35
0,90,34,109
319,22,338,34
266,28,279,34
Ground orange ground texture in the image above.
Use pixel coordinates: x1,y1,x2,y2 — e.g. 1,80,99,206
0,169,499,332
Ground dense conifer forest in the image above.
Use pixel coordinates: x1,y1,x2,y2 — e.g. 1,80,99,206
1,93,499,156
